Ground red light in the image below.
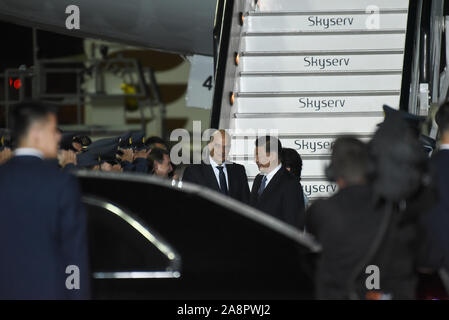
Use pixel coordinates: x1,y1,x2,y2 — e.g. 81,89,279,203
9,78,13,86
13,79,21,90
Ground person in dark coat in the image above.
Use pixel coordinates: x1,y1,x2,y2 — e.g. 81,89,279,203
183,129,250,204
0,101,90,299
250,136,305,229
307,137,380,299
420,101,449,273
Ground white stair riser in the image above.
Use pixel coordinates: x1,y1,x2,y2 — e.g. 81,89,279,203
229,136,371,157
230,116,384,134
246,13,407,33
243,34,406,52
240,54,404,72
247,178,338,199
239,74,402,93
255,0,409,12
235,95,400,114
237,158,330,178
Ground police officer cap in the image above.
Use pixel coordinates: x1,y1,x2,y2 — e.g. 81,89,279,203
118,132,133,149
60,132,79,151
76,149,100,168
131,131,146,151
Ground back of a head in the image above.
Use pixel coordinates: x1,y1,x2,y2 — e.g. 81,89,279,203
281,148,303,178
145,136,168,150
436,101,449,138
10,101,56,146
327,137,371,186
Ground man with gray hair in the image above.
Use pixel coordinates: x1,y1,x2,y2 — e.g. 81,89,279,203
183,129,250,203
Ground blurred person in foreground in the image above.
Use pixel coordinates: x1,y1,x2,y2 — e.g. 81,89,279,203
419,101,449,276
307,108,433,300
306,137,381,299
0,101,90,299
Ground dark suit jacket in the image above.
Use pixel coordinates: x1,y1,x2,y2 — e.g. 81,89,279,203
419,150,449,271
0,155,90,299
250,167,305,229
183,162,250,204
307,185,384,299
308,184,432,300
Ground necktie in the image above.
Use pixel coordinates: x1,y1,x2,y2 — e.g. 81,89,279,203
258,175,267,197
216,166,228,195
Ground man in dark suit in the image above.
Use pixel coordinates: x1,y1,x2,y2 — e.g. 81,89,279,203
250,136,305,229
183,129,250,203
0,101,90,299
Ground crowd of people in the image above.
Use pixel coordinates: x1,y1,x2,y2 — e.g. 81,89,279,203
0,99,449,299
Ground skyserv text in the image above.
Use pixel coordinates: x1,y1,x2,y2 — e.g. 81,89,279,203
177,304,271,317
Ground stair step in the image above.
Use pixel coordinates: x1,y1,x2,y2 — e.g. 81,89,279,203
230,116,384,135
243,33,406,52
243,30,405,36
245,13,407,33
233,94,399,114
246,177,338,200
253,0,409,12
236,158,330,178
241,49,404,56
233,112,384,118
239,53,405,72
238,73,402,93
248,9,408,16
229,135,371,157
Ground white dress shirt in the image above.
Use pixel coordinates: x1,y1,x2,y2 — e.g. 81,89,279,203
440,144,449,151
209,155,229,189
262,163,282,187
14,148,44,159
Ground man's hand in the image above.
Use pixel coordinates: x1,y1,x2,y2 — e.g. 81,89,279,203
134,148,150,160
0,148,13,165
119,148,134,163
58,150,77,168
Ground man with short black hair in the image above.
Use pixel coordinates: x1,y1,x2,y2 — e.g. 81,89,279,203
250,136,305,229
145,136,168,151
0,101,90,299
148,148,173,178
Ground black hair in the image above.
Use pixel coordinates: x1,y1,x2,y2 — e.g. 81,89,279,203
147,148,170,173
148,148,169,164
326,137,371,185
9,101,57,144
436,101,449,135
255,135,283,161
145,136,168,149
281,148,303,179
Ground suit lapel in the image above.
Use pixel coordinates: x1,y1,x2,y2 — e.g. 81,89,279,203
258,168,284,201
202,163,221,192
251,174,262,202
225,163,236,197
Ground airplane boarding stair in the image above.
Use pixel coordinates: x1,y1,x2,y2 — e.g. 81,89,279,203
211,0,417,201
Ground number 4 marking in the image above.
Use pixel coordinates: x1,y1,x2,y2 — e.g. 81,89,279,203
203,76,213,91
